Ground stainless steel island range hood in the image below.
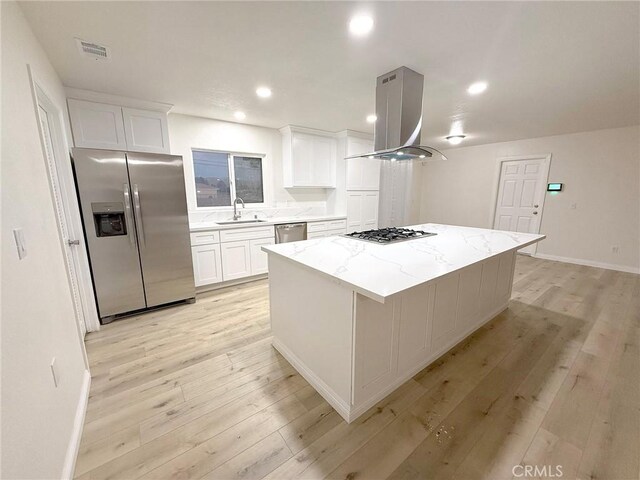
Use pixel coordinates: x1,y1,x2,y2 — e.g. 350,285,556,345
348,66,446,161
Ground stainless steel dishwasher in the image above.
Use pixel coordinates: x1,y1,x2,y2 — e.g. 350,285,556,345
275,222,307,243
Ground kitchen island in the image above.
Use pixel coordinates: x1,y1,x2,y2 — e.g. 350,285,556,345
262,223,545,422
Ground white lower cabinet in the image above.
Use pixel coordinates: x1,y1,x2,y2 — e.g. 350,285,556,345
307,219,347,239
191,244,223,286
221,241,252,281
249,238,274,275
347,191,379,233
193,226,276,285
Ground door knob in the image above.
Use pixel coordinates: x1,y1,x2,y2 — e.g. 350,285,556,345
533,211,538,215
67,239,80,246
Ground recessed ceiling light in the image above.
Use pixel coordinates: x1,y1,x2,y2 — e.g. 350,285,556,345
419,155,426,159
256,87,272,98
366,114,377,123
234,111,246,120
367,155,375,159
446,135,466,145
467,81,488,95
349,15,374,36
397,151,404,156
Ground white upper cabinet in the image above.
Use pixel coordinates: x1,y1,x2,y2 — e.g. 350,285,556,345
68,99,170,154
68,99,127,150
291,132,314,186
281,126,337,188
122,107,171,154
346,137,380,191
311,135,336,187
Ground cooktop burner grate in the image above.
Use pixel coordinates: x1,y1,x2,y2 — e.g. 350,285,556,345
343,227,437,244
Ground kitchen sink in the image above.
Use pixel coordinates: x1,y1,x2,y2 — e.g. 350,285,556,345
216,219,267,225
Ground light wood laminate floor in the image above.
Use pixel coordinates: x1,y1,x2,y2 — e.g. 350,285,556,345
76,256,639,480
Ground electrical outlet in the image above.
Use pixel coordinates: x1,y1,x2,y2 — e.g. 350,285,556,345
612,246,620,254
50,357,59,387
13,228,27,259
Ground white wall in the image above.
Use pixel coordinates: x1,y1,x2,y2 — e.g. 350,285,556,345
1,2,89,478
419,125,640,272
168,113,329,217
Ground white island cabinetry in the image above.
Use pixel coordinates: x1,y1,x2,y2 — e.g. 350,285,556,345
263,224,545,422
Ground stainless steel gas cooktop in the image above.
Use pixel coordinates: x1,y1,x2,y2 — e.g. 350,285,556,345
344,227,437,244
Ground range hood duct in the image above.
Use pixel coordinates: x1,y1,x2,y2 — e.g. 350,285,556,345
348,66,446,161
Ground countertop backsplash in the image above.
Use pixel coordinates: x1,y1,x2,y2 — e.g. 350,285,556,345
188,201,330,224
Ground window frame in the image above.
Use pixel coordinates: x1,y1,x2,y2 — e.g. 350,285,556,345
191,148,266,210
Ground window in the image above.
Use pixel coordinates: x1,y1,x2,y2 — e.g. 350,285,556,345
234,156,264,203
193,150,264,207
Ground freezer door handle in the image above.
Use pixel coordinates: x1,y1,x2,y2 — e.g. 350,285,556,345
132,184,145,249
123,183,136,247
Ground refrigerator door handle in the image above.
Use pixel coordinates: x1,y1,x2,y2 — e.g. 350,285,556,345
132,184,145,249
123,183,136,247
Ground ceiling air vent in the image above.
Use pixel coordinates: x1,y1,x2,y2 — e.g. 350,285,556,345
75,38,111,61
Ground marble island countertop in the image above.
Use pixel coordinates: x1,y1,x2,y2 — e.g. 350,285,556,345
189,214,347,232
262,223,545,303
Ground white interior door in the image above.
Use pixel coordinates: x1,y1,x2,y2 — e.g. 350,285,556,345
37,103,88,336
493,156,549,255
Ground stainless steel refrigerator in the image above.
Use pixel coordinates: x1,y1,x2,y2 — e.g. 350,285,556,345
72,148,195,323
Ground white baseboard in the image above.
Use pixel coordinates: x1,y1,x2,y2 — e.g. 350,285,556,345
533,253,639,274
61,369,91,480
195,273,268,294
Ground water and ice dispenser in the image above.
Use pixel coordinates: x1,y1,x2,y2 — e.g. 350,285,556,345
91,202,127,237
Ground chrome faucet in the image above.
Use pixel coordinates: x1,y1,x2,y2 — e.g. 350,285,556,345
233,197,245,220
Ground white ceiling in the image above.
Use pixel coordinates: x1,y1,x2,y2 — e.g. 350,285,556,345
20,1,640,149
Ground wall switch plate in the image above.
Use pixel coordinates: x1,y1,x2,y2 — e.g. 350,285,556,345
612,246,620,254
570,203,577,210
50,357,59,387
13,228,27,259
